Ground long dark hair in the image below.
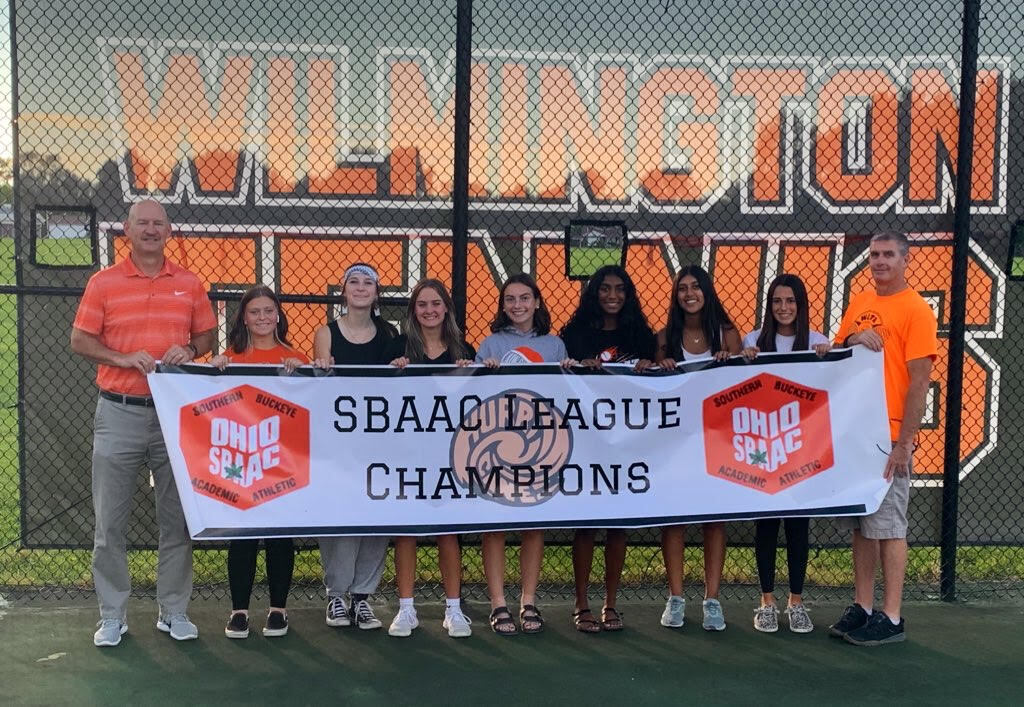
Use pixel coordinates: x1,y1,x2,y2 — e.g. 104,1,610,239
228,285,292,354
756,274,810,352
403,279,469,361
490,273,553,335
665,265,735,358
561,265,653,342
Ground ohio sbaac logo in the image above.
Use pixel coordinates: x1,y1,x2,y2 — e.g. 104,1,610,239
702,373,833,494
178,384,311,509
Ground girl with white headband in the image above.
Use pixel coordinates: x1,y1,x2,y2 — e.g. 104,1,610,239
313,262,397,631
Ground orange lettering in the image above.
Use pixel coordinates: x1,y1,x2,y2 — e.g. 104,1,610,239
537,66,628,201
814,69,898,203
731,68,806,204
908,68,999,204
637,68,720,203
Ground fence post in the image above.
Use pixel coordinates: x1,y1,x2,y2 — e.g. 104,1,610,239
450,0,473,329
940,0,982,602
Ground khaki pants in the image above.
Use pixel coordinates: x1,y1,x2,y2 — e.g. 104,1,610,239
91,396,192,619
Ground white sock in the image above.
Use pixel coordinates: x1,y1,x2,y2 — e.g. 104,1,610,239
889,615,900,625
399,597,415,610
864,608,873,615
445,598,461,612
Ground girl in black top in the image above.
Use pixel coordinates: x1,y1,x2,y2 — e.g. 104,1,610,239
312,263,397,631
384,279,475,638
560,265,656,632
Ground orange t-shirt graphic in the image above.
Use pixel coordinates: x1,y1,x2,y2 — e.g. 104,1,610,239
227,344,310,365
835,288,938,440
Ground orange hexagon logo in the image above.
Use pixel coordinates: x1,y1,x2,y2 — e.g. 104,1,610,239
702,373,833,494
178,384,310,509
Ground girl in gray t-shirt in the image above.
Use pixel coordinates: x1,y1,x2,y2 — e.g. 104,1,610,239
475,273,565,636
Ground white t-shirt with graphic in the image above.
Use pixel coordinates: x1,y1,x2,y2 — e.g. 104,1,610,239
742,328,830,352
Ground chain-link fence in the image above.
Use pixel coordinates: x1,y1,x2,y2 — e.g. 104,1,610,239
1,0,1022,605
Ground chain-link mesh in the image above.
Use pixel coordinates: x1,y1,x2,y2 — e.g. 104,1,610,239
1,0,1022,604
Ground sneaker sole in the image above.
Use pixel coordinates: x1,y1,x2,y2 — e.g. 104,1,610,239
659,617,684,628
388,626,414,637
225,628,250,639
326,617,352,627
262,626,288,637
828,625,859,638
358,622,383,631
789,624,814,634
753,623,778,633
844,632,906,646
703,624,727,632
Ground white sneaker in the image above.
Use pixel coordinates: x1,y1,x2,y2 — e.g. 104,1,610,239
388,606,419,637
94,618,127,647
702,599,727,631
443,608,473,638
326,596,351,627
660,596,685,628
157,613,199,641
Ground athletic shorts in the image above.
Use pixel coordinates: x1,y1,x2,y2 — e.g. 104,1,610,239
837,446,911,540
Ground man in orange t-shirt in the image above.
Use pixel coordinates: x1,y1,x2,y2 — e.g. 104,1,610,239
71,200,216,647
829,231,938,646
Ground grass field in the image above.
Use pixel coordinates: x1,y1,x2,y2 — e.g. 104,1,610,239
0,236,1022,600
568,246,622,278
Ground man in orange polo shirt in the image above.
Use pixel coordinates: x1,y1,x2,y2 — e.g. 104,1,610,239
828,231,938,646
71,200,216,647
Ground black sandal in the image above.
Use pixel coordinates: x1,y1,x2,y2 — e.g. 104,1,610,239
489,606,518,636
573,608,601,634
601,606,624,631
520,604,545,634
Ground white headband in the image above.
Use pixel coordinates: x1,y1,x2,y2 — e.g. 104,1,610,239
344,264,379,283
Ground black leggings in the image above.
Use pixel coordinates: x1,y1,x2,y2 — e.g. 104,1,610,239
754,518,810,595
227,538,295,610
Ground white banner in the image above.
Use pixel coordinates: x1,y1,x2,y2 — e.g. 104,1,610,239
148,348,891,539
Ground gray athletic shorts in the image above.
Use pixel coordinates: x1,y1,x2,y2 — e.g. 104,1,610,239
836,447,911,540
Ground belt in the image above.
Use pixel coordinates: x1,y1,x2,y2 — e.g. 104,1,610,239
99,390,155,407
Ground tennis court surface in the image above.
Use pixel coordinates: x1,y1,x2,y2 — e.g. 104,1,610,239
3,598,1022,705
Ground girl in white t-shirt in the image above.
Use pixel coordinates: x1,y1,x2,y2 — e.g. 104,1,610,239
741,273,830,635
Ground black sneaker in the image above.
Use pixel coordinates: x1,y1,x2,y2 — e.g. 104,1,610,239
844,611,905,646
828,603,869,638
224,611,249,639
263,611,289,637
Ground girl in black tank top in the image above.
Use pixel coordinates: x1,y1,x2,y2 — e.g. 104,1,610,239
327,319,392,365
311,263,396,632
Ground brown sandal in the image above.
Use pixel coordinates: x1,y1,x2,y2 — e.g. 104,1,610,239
601,606,624,631
573,608,601,634
489,606,518,636
520,604,545,634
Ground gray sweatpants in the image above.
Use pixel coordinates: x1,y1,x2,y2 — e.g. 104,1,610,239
92,396,192,619
318,536,389,597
